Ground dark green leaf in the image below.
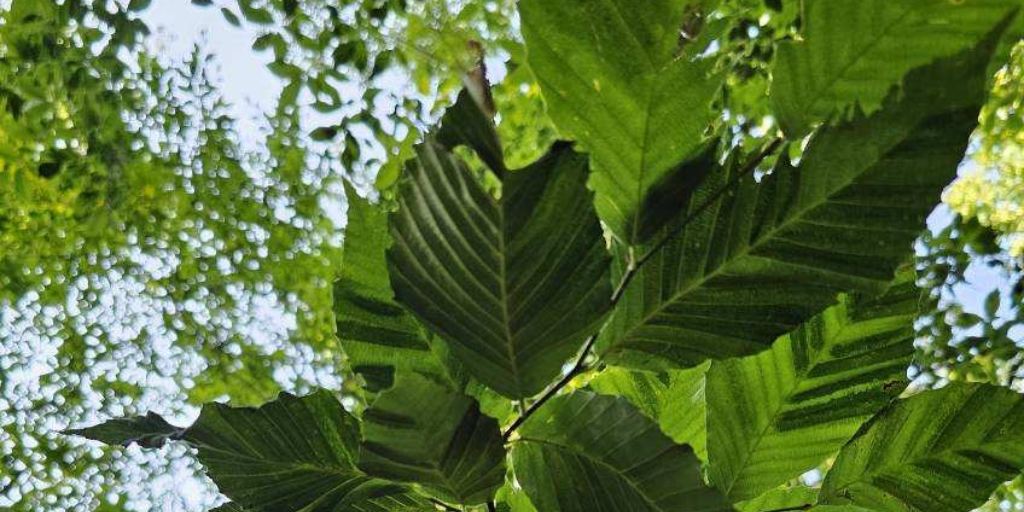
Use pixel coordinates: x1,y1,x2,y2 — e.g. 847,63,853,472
68,412,181,449
309,126,338,141
387,95,611,398
820,383,1024,512
220,8,241,27
512,391,733,512
359,373,506,505
597,26,1001,370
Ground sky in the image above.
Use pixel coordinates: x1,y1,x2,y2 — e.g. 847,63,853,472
142,1,280,142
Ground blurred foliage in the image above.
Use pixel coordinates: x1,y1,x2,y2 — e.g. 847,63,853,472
0,0,1022,510
947,43,1024,257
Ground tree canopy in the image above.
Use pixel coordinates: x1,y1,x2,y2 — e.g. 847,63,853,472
2,0,1024,511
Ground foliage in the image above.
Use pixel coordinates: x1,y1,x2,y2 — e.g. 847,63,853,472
67,1,1024,512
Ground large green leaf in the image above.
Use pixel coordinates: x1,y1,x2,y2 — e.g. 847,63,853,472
511,391,733,512
334,183,457,392
359,373,506,505
387,94,611,398
771,0,1020,136
706,277,918,501
596,26,1001,370
73,391,431,512
820,383,1024,512
519,0,723,244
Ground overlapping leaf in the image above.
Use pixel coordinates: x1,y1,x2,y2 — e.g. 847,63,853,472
706,277,918,501
589,363,710,459
597,25,1003,370
334,183,458,392
73,391,431,512
771,0,1020,136
821,383,1024,512
359,373,506,505
387,93,611,398
511,391,733,512
519,0,723,244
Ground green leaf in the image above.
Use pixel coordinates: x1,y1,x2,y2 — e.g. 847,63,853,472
127,0,153,11
512,391,733,512
387,94,611,398
220,7,241,27
597,25,1001,371
706,277,919,501
359,373,506,505
589,363,710,460
309,126,338,141
771,0,1020,136
589,367,668,421
238,0,274,24
519,0,723,244
820,383,1024,512
72,391,431,512
659,363,711,460
68,412,181,448
736,486,818,512
335,184,458,392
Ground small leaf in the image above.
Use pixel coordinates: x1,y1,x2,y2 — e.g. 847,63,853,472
220,8,241,27
985,290,1001,318
68,412,181,449
308,126,338,141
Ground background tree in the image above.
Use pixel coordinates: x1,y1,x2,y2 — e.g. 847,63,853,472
1,0,1023,511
